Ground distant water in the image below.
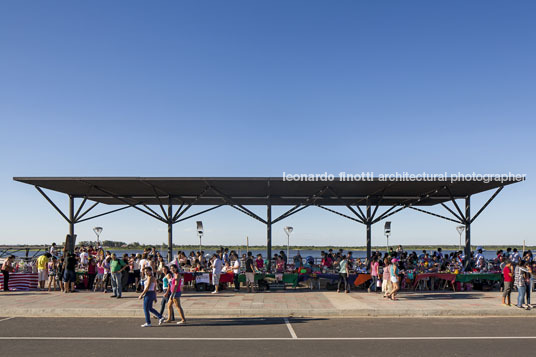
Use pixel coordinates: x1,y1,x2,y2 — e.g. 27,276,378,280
6,248,501,261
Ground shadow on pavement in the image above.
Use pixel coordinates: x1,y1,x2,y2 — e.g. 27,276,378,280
0,292,52,296
401,293,483,300
157,317,327,327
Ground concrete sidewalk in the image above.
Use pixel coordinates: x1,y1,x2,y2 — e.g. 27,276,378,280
0,289,534,318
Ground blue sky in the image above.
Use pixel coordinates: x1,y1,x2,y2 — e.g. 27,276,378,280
0,0,534,248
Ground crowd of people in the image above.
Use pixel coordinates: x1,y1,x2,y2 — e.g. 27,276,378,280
2,243,535,324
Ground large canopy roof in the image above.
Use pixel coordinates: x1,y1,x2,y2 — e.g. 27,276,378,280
13,177,520,207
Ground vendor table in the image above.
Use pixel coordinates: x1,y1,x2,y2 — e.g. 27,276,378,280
0,272,38,291
314,273,362,286
455,273,502,283
182,272,234,284
413,273,456,291
237,273,299,287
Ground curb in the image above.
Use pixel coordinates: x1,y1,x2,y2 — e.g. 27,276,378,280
3,307,534,318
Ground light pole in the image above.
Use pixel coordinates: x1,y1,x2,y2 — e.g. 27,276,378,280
196,221,204,252
384,221,391,252
456,226,465,251
93,227,103,247
284,226,293,264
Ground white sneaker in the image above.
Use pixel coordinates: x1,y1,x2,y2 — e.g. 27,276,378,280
158,317,165,325
211,291,218,294
141,323,152,327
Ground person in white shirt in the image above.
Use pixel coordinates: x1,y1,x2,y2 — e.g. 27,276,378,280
132,254,141,291
512,249,521,264
211,254,223,294
231,253,241,292
49,243,57,257
139,253,148,281
79,249,89,267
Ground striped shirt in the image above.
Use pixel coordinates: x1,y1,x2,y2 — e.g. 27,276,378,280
514,266,528,287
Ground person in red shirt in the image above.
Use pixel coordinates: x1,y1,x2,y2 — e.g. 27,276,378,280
255,254,264,270
321,253,333,269
502,260,513,306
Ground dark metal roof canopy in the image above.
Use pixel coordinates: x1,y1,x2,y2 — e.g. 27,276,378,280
13,177,511,206
14,176,522,268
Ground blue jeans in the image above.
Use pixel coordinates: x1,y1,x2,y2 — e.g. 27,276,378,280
369,276,378,292
143,291,162,324
111,272,122,297
159,294,174,320
517,285,526,307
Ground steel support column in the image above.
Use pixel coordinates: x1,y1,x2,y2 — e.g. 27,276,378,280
68,195,75,254
167,201,173,263
267,203,272,271
464,195,471,271
366,204,372,260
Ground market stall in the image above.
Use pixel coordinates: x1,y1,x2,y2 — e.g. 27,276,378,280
237,273,299,288
455,273,502,283
0,272,38,291
182,272,234,284
413,273,456,291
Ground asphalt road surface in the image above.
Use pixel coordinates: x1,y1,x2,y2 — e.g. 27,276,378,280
0,316,535,356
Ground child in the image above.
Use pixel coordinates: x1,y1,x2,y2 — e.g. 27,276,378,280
94,259,105,292
47,257,59,291
102,257,111,293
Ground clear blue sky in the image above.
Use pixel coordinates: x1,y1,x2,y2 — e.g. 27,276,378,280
1,0,534,248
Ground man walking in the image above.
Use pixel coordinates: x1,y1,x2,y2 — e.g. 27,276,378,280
110,253,126,298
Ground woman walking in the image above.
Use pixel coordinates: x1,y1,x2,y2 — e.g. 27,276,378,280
138,266,165,327
159,266,175,321
368,256,379,293
382,257,392,298
388,258,400,300
166,264,186,325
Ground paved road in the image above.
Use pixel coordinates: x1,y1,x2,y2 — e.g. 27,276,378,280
0,316,535,356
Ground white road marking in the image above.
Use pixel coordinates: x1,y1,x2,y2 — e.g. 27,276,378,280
0,317,15,323
1,336,536,341
283,318,297,339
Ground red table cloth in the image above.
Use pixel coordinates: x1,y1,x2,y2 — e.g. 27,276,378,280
412,273,456,290
182,272,234,284
0,272,38,291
